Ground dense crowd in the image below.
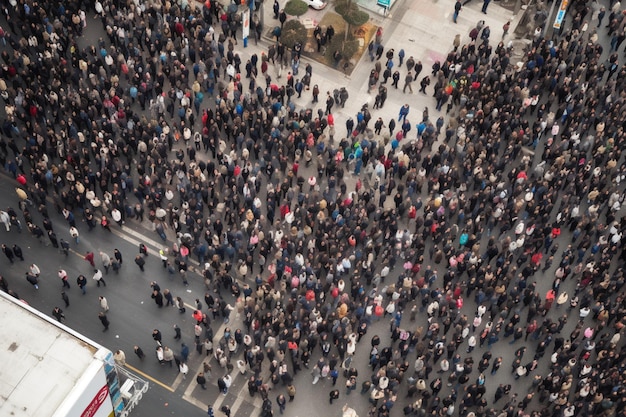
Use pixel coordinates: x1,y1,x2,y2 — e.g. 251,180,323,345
1,0,626,417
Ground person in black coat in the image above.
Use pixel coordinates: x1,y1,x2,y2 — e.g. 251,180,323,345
2,244,14,263
12,244,23,261
99,312,110,331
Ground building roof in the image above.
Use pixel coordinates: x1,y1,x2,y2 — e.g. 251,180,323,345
0,292,98,417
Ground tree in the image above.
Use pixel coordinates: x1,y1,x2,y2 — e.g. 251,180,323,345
284,0,309,16
335,0,369,44
281,20,308,49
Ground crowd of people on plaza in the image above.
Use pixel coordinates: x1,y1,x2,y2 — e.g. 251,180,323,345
1,0,626,417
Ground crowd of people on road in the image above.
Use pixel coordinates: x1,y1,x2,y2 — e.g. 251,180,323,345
1,0,626,417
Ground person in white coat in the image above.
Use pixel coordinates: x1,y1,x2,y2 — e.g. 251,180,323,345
0,211,10,231
99,296,109,312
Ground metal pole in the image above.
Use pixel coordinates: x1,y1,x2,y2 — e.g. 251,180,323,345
544,0,558,39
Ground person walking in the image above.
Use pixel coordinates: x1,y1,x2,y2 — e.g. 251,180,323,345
453,0,462,23
403,72,413,93
61,291,70,307
84,251,95,267
99,312,110,332
152,329,163,345
398,104,410,121
197,372,207,389
99,296,110,312
276,394,287,414
76,274,87,294
70,226,79,244
179,361,189,378
2,244,15,263
114,248,123,265
58,269,71,289
93,269,106,287
12,244,24,261
134,345,145,360
52,307,65,322
114,350,126,366
101,215,112,232
419,76,431,93
181,343,190,362
163,289,175,306
329,389,339,404
135,255,146,271
325,92,334,115
26,272,39,289
481,0,490,14
60,239,70,256
30,264,41,277
287,384,296,401
100,251,112,274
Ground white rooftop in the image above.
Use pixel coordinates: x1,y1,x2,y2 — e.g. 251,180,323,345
0,293,98,417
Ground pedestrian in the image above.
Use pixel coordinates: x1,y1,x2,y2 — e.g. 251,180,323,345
93,269,106,287
329,389,339,404
99,295,109,312
179,361,189,378
181,343,190,362
220,405,231,417
26,273,39,289
139,243,149,256
174,324,182,340
152,329,163,345
135,255,145,271
197,372,207,389
403,72,413,93
101,215,111,232
481,0,490,14
134,345,145,360
152,289,164,307
325,92,334,114
273,0,279,18
99,312,110,332
2,243,14,263
163,289,175,306
77,274,87,294
276,394,286,414
398,104,410,121
502,20,511,38
52,307,65,322
84,251,95,267
419,76,431,93
391,70,400,88
176,296,186,313
61,291,70,307
12,244,23,261
287,383,296,401
453,0,462,23
114,248,123,264
70,226,79,243
58,269,71,289
30,264,41,277
207,405,215,417
48,231,59,248
60,239,70,256
597,6,606,27
114,349,126,366
100,251,111,274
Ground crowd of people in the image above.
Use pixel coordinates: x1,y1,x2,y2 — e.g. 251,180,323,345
1,0,626,417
